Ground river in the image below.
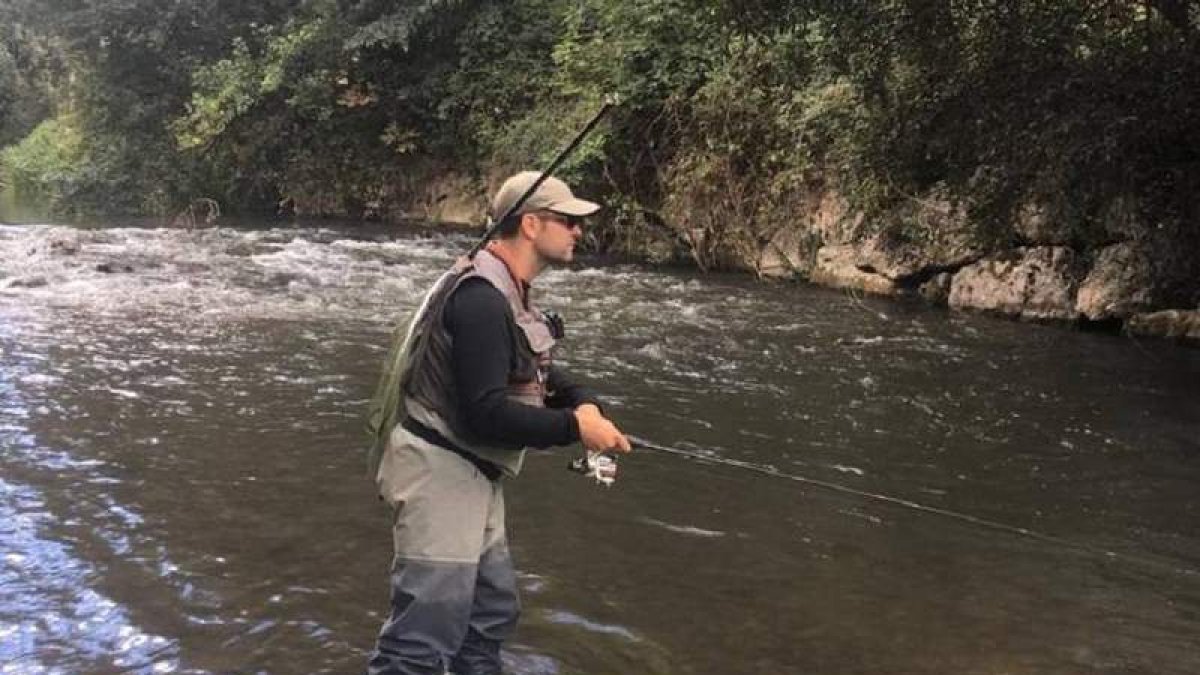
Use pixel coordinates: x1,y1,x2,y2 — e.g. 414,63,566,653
0,222,1197,674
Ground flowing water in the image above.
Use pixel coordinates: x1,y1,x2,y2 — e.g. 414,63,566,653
0,222,1197,674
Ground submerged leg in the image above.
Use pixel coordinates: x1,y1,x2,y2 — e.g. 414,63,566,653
449,485,519,675
368,558,478,675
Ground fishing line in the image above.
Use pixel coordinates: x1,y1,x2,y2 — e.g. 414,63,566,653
627,434,1198,579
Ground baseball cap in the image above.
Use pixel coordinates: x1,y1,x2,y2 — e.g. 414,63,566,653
490,171,601,222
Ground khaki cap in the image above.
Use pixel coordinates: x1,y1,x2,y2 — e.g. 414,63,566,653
490,171,601,221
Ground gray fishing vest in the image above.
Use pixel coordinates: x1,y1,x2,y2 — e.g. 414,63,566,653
401,249,556,477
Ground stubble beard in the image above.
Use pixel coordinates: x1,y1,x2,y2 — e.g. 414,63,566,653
536,241,573,266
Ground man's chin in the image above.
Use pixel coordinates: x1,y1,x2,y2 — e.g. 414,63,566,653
537,246,574,265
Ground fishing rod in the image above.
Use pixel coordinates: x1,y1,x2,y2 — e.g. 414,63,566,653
621,434,1198,579
466,95,618,260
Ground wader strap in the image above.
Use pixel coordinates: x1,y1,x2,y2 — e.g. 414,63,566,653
401,416,503,482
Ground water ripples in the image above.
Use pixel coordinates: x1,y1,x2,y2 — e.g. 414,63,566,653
1,223,1198,672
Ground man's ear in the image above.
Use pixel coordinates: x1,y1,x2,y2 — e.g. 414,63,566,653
518,213,541,240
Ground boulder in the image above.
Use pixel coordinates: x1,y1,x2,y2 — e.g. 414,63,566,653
756,226,813,279
949,247,1084,321
809,244,896,295
745,188,857,279
1126,310,1200,341
95,262,135,274
420,173,485,225
799,194,983,294
1075,242,1155,321
855,229,982,282
854,232,928,280
838,191,982,285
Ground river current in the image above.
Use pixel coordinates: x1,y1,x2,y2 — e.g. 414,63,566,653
0,222,1197,674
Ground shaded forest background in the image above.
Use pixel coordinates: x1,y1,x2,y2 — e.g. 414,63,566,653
1,0,1198,287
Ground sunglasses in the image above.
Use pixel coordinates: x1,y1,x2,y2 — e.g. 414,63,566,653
536,211,584,230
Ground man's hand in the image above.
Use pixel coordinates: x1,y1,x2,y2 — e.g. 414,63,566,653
574,404,632,454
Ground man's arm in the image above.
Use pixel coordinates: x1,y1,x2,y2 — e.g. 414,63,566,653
537,344,630,454
445,279,579,448
545,366,603,411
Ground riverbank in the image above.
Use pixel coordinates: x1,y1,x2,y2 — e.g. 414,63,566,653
5,1,1197,345
6,173,1197,344
751,190,1200,344
284,176,1200,345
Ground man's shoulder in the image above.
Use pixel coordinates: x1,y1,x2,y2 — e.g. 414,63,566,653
445,276,511,330
452,275,507,306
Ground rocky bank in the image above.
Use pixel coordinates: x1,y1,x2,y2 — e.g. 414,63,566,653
284,178,1199,344
749,192,1200,343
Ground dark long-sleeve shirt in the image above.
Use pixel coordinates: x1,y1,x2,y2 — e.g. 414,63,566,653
444,278,600,449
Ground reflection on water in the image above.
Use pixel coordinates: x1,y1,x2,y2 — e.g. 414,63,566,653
0,331,179,673
0,223,1198,673
0,188,58,227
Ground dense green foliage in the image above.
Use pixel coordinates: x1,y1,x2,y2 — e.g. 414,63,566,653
2,0,1197,271
1,115,83,207
0,17,57,154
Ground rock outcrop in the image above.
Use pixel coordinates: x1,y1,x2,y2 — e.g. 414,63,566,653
948,247,1084,321
417,172,485,225
858,230,981,281
753,190,856,279
777,192,984,294
681,185,1197,343
808,244,897,295
804,228,982,297
1075,242,1155,321
756,226,813,279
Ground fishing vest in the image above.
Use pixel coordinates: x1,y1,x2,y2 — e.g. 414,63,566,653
366,248,555,479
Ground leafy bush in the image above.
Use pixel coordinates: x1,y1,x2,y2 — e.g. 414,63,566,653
1,116,84,210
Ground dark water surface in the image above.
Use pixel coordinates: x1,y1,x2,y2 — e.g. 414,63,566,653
1,223,1197,674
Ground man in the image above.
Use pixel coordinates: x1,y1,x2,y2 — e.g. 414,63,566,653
367,171,632,675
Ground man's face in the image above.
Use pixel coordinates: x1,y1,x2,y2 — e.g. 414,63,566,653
528,211,583,264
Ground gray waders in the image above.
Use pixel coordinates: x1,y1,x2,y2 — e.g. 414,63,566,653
367,425,519,675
